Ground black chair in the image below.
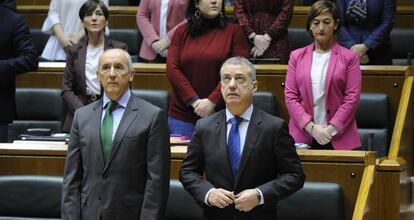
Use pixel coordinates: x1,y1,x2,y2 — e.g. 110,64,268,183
109,29,142,62
288,28,313,51
0,175,62,220
30,29,49,59
390,28,414,65
253,91,278,116
131,89,170,112
109,0,139,5
277,182,344,220
165,180,204,220
356,93,390,157
8,88,66,142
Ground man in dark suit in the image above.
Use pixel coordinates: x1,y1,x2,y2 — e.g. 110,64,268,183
62,49,170,220
0,4,38,143
179,57,305,219
0,0,16,11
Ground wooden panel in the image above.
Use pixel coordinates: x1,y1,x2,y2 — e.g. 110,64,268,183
0,156,65,176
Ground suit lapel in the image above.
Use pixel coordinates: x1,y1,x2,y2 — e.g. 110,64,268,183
104,95,139,172
77,39,88,95
91,100,105,169
304,44,314,107
325,42,339,101
235,109,262,185
216,112,235,183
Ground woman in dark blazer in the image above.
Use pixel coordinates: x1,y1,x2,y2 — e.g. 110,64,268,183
61,0,127,132
336,0,396,64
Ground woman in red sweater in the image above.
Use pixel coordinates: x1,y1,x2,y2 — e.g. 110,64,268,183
167,0,249,137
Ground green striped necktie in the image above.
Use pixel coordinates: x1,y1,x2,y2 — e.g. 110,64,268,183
101,101,118,161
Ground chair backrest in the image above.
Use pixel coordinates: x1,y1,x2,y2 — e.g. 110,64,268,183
288,28,313,51
131,89,170,112
30,29,49,57
390,28,414,65
109,0,139,5
0,175,62,219
277,182,344,220
165,180,204,220
8,88,66,142
109,29,141,62
356,93,390,157
253,91,278,116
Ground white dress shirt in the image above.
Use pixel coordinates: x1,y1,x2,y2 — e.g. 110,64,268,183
159,0,169,38
311,50,331,125
85,46,104,95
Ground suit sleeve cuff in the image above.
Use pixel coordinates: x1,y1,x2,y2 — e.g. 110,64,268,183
256,188,264,205
204,188,214,206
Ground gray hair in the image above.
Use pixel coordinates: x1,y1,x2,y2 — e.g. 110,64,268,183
220,57,256,81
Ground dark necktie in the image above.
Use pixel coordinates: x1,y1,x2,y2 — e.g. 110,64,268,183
228,117,242,177
101,101,118,161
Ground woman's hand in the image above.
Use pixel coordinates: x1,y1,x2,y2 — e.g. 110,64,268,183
312,124,333,145
193,98,216,118
151,38,171,55
252,35,270,52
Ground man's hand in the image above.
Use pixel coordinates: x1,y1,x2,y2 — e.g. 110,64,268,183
351,44,368,57
234,189,259,212
207,188,235,209
194,98,216,118
359,54,369,64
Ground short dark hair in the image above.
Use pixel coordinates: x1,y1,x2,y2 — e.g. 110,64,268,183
79,0,109,21
306,0,341,38
186,0,227,37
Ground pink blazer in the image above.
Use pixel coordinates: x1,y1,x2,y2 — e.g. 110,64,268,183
284,42,362,150
136,0,188,60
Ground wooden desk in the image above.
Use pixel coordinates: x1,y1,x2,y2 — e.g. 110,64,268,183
0,142,405,220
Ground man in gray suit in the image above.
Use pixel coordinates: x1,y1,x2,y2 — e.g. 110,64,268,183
62,49,170,220
179,57,305,219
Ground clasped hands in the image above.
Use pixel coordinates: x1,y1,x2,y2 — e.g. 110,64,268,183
251,34,271,58
151,38,171,57
306,123,337,145
192,98,216,118
351,44,369,64
207,188,259,212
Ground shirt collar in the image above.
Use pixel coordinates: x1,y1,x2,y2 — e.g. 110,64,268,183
225,104,253,123
102,89,131,109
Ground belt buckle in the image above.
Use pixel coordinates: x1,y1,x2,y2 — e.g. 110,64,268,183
90,93,98,101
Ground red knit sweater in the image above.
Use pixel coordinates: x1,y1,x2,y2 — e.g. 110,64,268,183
167,22,249,123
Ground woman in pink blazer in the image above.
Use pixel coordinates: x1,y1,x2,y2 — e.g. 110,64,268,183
137,0,188,62
284,0,361,150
